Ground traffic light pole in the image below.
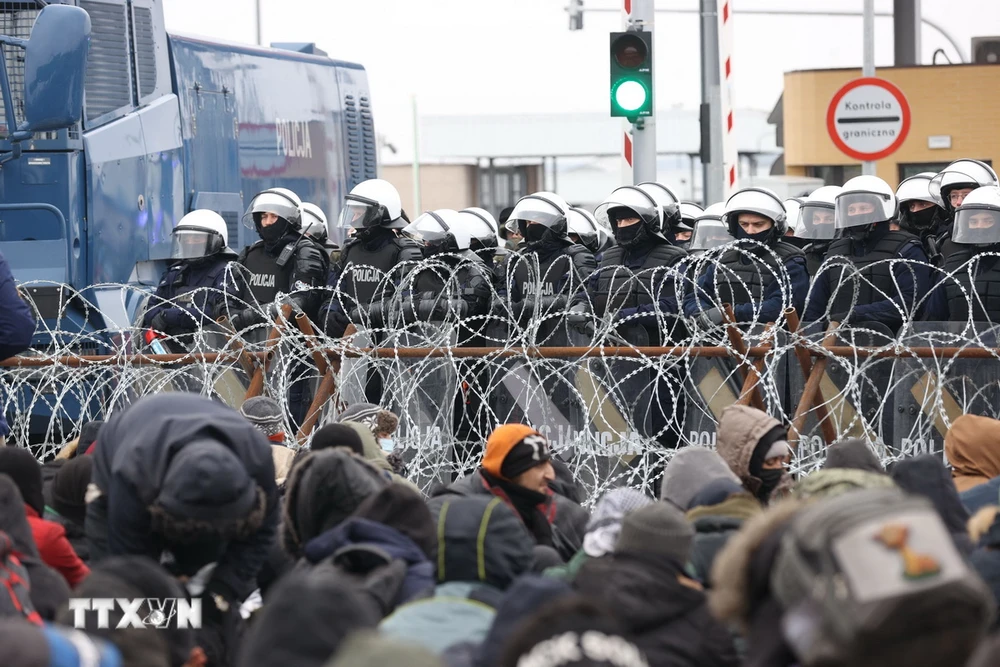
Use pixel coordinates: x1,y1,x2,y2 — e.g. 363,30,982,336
699,0,723,206
627,0,656,186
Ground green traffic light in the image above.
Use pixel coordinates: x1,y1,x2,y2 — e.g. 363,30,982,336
614,80,647,113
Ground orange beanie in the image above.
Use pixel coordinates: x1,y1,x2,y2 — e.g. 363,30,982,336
482,424,546,480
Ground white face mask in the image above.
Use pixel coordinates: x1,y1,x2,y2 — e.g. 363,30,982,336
379,438,394,453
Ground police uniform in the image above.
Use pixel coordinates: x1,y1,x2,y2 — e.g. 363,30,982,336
232,232,329,327
143,253,238,337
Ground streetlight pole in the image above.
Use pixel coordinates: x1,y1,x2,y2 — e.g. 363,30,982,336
255,0,263,46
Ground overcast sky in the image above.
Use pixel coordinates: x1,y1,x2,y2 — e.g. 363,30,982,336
161,0,1000,155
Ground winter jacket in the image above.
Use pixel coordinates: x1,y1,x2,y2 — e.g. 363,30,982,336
715,405,793,502
686,492,761,587
946,414,1000,492
963,476,1000,515
24,505,89,587
43,507,88,563
0,475,69,621
575,552,739,666
661,447,741,509
381,495,535,654
891,455,974,555
433,470,587,562
87,393,279,604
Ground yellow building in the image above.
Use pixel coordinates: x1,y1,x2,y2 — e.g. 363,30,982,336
780,64,1000,189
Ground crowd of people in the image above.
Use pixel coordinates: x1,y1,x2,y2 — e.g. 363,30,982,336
0,394,999,666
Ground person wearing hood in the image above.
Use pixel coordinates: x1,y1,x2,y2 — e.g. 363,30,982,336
574,502,739,666
684,187,808,327
0,447,89,587
338,420,419,493
0,475,70,621
660,446,742,510
946,414,1000,492
86,393,279,630
335,403,408,477
43,454,92,563
380,495,535,655
141,210,239,342
296,484,436,617
715,405,793,505
686,478,762,587
821,437,886,474
891,455,974,554
433,424,588,562
545,487,653,582
238,565,382,667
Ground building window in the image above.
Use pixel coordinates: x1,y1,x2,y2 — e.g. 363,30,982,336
479,165,533,216
806,165,862,186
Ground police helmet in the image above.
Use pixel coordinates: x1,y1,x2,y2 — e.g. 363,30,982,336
402,209,472,254
929,159,999,212
689,216,735,251
723,187,787,238
595,186,663,236
797,186,841,241
679,202,704,233
337,179,405,231
836,175,896,230
567,206,606,253
784,198,804,236
953,186,1000,247
301,202,329,244
243,187,303,230
635,181,684,233
457,207,499,250
507,191,570,239
171,209,229,260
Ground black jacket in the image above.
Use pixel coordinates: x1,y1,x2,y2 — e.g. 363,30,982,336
87,393,279,603
574,552,739,667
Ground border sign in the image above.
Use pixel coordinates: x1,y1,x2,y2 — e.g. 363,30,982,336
826,77,911,162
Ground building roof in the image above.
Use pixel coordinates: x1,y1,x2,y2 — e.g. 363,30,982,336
413,108,779,161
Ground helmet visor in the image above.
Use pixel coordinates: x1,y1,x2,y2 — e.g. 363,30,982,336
798,204,837,240
170,229,220,260
953,207,1000,246
402,214,451,248
836,192,887,228
509,207,564,230
337,197,385,230
242,192,300,230
690,219,735,250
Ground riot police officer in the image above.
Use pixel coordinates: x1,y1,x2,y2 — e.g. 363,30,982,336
457,207,502,271
795,186,841,276
684,187,808,326
676,201,702,247
568,206,613,259
925,186,1000,323
895,173,948,266
930,159,999,227
687,203,732,255
301,201,340,263
592,185,689,345
143,209,238,341
319,179,423,337
804,175,929,333
502,191,596,336
228,188,329,333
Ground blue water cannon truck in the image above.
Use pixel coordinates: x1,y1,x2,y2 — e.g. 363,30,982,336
0,0,378,440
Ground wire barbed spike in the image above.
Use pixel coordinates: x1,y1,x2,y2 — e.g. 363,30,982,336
4,251,1000,500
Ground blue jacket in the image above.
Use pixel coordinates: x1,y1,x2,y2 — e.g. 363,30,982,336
683,253,809,324
0,249,35,438
141,256,236,333
804,237,928,329
380,581,501,654
303,517,435,605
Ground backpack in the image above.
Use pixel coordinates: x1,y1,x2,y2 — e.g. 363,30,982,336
772,489,993,667
0,530,42,626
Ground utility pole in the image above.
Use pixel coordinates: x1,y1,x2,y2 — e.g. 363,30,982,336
862,0,876,176
255,0,263,46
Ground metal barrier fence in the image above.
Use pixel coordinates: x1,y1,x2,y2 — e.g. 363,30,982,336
4,249,999,500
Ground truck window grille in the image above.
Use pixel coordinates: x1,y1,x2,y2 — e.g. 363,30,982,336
359,96,376,180
344,94,364,191
132,5,156,98
80,0,132,121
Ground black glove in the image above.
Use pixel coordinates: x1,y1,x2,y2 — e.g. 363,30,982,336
566,303,590,325
538,295,568,313
350,303,387,328
512,297,536,325
230,307,264,333
149,310,170,334
829,310,852,326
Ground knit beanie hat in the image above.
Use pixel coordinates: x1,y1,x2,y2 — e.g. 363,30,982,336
614,501,694,566
78,420,104,455
156,440,258,523
51,455,93,525
482,424,551,481
241,396,286,441
0,446,45,516
336,403,399,436
311,423,365,457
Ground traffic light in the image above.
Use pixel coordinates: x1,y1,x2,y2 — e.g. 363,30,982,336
610,31,653,119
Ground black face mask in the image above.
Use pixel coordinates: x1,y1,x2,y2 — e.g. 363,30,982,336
735,225,772,247
756,467,784,502
258,218,289,246
614,223,649,249
905,205,938,233
525,224,549,244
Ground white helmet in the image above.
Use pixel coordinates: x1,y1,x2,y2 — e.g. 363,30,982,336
783,198,803,235
679,202,704,233
953,186,1000,247
402,209,472,253
337,179,405,231
301,202,329,243
929,159,1000,211
457,207,499,249
690,217,735,251
171,209,228,260
723,187,787,238
243,187,302,230
896,172,938,207
635,181,685,234
596,186,664,235
836,175,896,231
507,191,570,240
695,202,726,223
797,185,841,241
567,206,606,253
